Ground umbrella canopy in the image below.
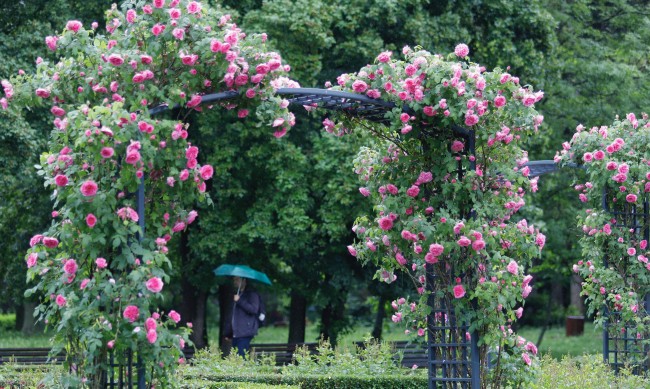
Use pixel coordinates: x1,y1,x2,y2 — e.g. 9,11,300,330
213,264,272,285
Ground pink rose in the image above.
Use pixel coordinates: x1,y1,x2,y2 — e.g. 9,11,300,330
56,294,67,307
521,353,532,366
186,1,202,14
123,305,139,322
471,239,485,251
172,221,186,232
80,180,98,196
51,106,66,117
429,244,444,257
359,187,370,197
54,174,69,187
352,80,368,93
96,257,107,269
454,43,469,57
66,20,83,33
186,94,202,108
179,169,189,181
378,217,393,231
199,165,214,180
494,95,506,107
107,54,124,66
125,151,141,165
146,277,164,293
451,140,464,153
45,36,58,51
457,236,471,247
145,317,157,331
35,88,51,98
347,245,357,257
101,147,114,158
107,340,115,349
406,185,420,197
147,329,158,344
626,194,637,203
63,259,78,275
26,253,38,268
126,9,137,23
453,284,466,299
153,0,165,8
169,310,181,323
86,213,97,228
506,260,519,275
43,237,59,248
515,307,524,319
376,51,392,63
151,23,166,36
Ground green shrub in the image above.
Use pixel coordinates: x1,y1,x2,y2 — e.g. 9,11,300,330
0,313,15,332
530,354,649,389
185,373,428,389
181,380,300,389
0,364,63,388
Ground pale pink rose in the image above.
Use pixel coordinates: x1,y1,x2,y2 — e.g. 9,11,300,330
416,171,433,185
63,259,78,275
515,307,524,319
43,237,58,248
54,174,69,187
457,236,471,247
66,20,83,33
123,305,139,322
454,43,469,57
107,54,124,66
26,253,38,268
80,180,98,196
145,317,157,331
521,353,532,366
126,9,137,23
56,294,67,307
86,213,97,228
522,285,532,298
627,247,636,256
347,245,357,257
535,233,546,249
199,165,213,180
472,239,485,251
169,310,181,323
45,36,58,51
377,51,392,63
352,80,368,93
507,260,519,275
125,151,141,165
453,284,466,299
429,244,444,256
146,329,157,344
172,221,186,232
146,277,164,293
359,187,370,197
96,257,107,269
30,234,43,247
180,53,198,65
186,1,202,13
395,253,407,266
107,340,115,349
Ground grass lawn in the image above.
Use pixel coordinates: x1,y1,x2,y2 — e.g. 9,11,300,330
1,313,603,360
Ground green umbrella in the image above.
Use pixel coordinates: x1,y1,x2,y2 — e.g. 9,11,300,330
213,264,272,285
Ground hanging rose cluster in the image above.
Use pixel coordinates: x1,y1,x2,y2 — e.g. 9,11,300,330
330,45,545,385
559,114,650,347
2,0,298,385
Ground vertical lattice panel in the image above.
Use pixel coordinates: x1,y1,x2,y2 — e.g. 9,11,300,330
601,188,650,374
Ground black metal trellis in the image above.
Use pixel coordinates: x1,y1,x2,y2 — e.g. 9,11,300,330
601,188,650,375
144,88,528,389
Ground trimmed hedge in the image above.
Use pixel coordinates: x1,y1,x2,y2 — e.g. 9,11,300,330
181,380,300,389
189,373,428,389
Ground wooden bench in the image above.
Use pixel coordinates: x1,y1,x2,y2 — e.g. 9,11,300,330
249,342,318,365
0,348,64,365
0,347,196,366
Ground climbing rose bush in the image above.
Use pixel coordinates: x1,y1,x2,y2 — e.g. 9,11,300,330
332,45,544,387
2,0,294,386
558,114,650,361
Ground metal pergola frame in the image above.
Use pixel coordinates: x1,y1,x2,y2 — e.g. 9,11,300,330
129,88,568,389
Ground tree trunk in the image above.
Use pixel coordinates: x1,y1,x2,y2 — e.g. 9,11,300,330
570,274,585,314
218,282,234,356
371,295,387,340
320,303,333,343
288,291,307,343
179,230,209,349
20,301,39,334
15,303,24,331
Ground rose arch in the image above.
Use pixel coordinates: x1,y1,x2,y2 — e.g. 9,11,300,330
2,0,647,388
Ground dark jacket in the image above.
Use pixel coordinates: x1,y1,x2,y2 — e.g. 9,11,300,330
227,290,260,338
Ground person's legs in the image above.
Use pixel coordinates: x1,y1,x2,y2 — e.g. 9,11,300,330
232,336,253,358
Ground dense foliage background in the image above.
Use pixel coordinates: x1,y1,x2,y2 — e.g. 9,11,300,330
1,0,649,348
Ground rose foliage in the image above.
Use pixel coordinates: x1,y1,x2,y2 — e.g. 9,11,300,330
1,0,295,386
559,114,650,363
332,46,545,387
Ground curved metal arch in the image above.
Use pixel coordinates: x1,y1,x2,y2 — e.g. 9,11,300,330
147,87,403,124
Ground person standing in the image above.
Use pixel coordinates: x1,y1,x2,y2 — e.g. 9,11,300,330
224,276,260,357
